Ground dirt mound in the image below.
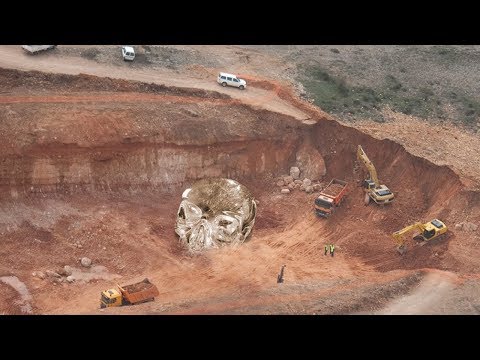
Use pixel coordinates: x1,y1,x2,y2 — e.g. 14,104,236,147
123,279,153,293
0,67,230,100
0,281,23,314
239,73,329,121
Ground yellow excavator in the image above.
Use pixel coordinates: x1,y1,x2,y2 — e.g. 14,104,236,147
392,219,448,254
356,145,394,205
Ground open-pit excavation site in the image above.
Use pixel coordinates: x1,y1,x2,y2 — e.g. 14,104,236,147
1,45,480,315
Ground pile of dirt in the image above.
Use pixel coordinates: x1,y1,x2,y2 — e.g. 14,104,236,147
123,279,153,293
321,183,345,197
0,68,230,100
0,281,22,314
0,275,32,314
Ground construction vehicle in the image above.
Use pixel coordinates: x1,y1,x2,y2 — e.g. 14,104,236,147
22,45,56,54
314,178,348,218
392,219,448,254
100,278,159,308
121,46,135,61
356,145,394,205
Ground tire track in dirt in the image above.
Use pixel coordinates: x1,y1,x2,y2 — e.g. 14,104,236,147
0,93,240,106
0,46,310,121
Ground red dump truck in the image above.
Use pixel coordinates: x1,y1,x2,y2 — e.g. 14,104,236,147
100,278,159,308
314,178,348,218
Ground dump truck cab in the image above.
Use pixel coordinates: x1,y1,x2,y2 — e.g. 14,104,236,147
314,179,348,218
315,195,334,217
99,278,159,309
100,288,122,308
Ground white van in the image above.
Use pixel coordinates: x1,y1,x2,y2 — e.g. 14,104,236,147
122,46,135,61
217,72,247,90
22,45,56,54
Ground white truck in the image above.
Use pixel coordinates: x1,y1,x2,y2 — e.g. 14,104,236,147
121,46,135,61
217,72,247,90
22,45,56,54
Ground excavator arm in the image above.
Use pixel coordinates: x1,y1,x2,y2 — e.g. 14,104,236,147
392,219,447,255
392,222,425,253
357,145,380,188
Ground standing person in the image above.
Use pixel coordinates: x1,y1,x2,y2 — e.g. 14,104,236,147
277,265,286,283
324,244,329,256
330,244,335,257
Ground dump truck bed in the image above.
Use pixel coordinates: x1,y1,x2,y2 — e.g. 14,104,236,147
119,278,159,304
320,179,348,200
314,179,348,218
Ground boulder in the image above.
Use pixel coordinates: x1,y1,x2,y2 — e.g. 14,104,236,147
66,276,75,283
463,222,478,232
288,183,295,191
313,184,322,191
303,178,312,187
295,142,326,180
454,223,463,230
33,271,46,280
283,175,294,185
294,180,303,185
281,188,290,194
305,186,314,193
81,257,92,268
182,108,199,118
63,265,73,276
290,167,301,180
46,270,61,278
276,180,285,187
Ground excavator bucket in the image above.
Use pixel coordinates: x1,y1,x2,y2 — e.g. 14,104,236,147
396,245,407,255
364,192,371,206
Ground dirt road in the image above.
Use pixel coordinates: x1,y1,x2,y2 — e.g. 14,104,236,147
0,45,309,120
373,271,457,314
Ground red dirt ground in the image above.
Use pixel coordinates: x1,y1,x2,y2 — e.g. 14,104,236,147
0,66,479,315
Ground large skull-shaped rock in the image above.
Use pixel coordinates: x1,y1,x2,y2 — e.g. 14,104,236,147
175,178,257,252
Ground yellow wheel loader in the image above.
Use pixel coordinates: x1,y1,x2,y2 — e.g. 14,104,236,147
356,145,394,205
392,219,448,254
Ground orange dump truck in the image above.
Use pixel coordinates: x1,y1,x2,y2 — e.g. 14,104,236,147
100,278,159,308
314,178,348,218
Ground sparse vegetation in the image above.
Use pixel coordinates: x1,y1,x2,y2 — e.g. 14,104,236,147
80,48,100,60
297,45,480,128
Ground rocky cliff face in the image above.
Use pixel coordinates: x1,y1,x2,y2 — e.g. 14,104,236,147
1,139,301,197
